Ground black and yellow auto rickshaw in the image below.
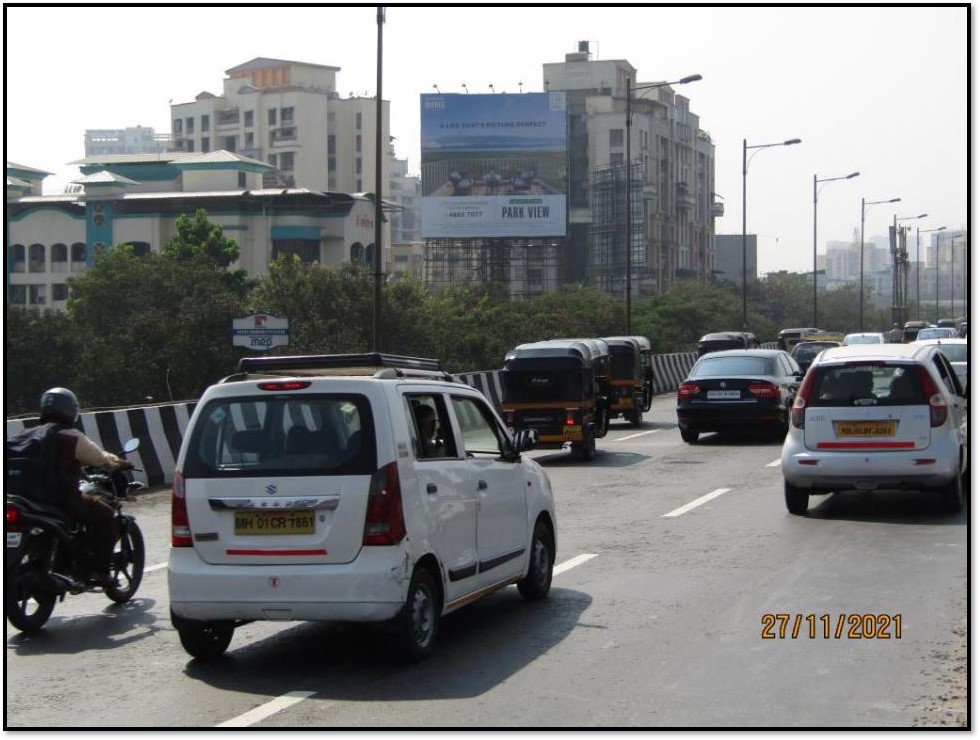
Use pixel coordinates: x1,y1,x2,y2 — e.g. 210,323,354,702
601,335,654,424
697,331,760,357
501,339,611,460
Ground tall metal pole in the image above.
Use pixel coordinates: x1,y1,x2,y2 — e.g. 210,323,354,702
625,77,632,334
950,235,955,318
859,197,866,331
936,233,941,322
372,6,385,352
741,139,748,330
812,174,818,327
915,227,921,321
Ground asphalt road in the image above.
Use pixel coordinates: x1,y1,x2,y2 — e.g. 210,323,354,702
5,395,968,729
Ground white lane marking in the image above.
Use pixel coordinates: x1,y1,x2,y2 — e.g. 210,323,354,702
145,562,168,573
766,459,782,467
611,429,661,441
217,690,316,728
553,553,597,575
663,488,732,518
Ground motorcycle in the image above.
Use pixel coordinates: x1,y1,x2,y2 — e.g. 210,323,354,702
5,438,146,633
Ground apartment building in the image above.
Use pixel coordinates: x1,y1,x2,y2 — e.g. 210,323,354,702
85,126,171,157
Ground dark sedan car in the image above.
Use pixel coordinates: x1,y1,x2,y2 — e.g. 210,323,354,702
676,349,804,443
789,340,842,374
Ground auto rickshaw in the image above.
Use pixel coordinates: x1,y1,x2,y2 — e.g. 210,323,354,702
776,327,821,352
697,331,760,356
601,335,654,424
501,339,611,461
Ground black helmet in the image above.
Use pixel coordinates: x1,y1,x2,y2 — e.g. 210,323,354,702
39,387,79,424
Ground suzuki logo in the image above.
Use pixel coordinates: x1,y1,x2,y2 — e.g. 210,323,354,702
265,483,277,495
720,381,727,388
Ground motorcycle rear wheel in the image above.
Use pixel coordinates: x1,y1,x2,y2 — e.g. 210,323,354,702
105,520,145,604
5,543,57,633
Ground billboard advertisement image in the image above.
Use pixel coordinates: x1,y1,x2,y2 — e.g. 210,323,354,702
421,92,567,238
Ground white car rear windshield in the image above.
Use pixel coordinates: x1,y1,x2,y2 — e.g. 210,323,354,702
183,393,376,477
808,365,925,407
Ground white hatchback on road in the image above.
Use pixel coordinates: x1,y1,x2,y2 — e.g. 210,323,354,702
168,354,556,661
781,343,968,514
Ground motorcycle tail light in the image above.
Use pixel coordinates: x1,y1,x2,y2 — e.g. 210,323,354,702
5,503,20,527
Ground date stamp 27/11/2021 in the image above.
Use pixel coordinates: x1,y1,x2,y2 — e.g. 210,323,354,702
761,613,902,640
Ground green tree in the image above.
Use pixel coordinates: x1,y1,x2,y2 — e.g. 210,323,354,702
4,305,81,417
161,208,240,268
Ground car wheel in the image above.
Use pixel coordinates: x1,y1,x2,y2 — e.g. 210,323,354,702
937,472,964,514
574,427,596,461
784,480,809,515
518,520,554,601
173,613,235,660
680,428,699,444
393,567,440,662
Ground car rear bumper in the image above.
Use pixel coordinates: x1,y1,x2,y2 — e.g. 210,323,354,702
168,546,410,623
677,404,783,431
781,449,961,491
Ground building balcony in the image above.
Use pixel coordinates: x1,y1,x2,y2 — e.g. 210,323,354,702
711,201,725,218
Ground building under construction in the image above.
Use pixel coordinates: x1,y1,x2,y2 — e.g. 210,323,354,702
423,238,562,297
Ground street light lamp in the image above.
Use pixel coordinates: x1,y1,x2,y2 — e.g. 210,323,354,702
813,171,860,326
859,196,900,331
625,73,702,333
742,137,801,329
915,225,945,320
891,212,927,326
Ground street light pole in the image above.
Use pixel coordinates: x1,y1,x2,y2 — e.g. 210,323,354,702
813,170,859,326
915,226,945,320
859,196,900,331
742,137,802,329
624,73,701,334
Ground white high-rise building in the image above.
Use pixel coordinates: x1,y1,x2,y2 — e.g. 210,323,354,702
169,57,390,195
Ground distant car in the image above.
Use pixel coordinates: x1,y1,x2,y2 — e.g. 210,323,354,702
915,327,959,341
959,321,968,338
842,332,886,346
790,340,843,374
781,343,968,515
676,349,804,443
911,337,968,390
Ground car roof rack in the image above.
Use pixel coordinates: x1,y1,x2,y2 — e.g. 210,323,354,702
222,353,455,382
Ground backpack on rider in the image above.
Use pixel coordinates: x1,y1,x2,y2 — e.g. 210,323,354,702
5,422,69,504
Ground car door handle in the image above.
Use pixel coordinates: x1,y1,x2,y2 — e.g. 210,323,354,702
426,483,438,494
477,480,488,490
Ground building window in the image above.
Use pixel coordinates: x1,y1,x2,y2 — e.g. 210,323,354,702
281,106,294,123
350,243,365,263
201,114,210,132
356,158,362,174
328,156,336,172
9,285,26,304
28,284,46,305
186,140,194,152
327,135,336,154
201,137,210,153
11,244,26,273
128,241,151,258
238,172,247,188
356,179,362,191
280,152,295,171
268,108,277,125
268,154,278,168
185,117,194,134
277,127,296,141
173,119,183,135
244,110,254,128
245,132,254,148
272,239,319,264
356,112,362,129
51,243,68,272
224,136,236,152
610,129,624,148
71,242,87,263
29,244,45,272
356,134,362,153
610,152,624,166
52,284,69,302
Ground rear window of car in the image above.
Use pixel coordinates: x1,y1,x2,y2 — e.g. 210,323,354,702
692,356,771,377
182,393,376,477
791,343,836,363
807,364,925,407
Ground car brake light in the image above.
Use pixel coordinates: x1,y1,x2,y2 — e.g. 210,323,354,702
915,366,948,427
363,462,406,546
258,381,312,391
677,382,700,401
171,469,192,547
565,410,577,426
748,381,779,398
5,503,20,528
791,371,817,429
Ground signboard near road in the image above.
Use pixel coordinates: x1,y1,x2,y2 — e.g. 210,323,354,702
232,314,289,350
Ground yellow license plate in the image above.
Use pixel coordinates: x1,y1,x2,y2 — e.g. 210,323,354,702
234,510,315,536
834,420,897,437
562,424,582,440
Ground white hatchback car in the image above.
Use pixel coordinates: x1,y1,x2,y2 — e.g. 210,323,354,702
168,354,556,661
781,343,968,514
842,332,886,346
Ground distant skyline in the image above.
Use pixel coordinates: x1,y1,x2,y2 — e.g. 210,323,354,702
6,5,968,275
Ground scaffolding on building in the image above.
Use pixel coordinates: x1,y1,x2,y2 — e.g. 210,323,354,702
422,238,563,298
589,162,646,296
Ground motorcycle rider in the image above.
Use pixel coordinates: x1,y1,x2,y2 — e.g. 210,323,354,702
38,387,131,587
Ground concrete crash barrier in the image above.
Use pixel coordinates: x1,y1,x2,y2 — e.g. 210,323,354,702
6,402,197,489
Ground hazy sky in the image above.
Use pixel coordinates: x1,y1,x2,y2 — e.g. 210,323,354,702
6,5,968,274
